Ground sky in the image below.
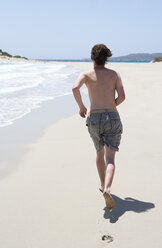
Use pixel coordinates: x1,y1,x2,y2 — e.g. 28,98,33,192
1,0,162,59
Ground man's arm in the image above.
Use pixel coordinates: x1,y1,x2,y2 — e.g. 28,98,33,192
72,72,87,118
115,72,126,106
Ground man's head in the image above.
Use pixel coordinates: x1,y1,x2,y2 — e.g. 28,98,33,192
91,44,112,66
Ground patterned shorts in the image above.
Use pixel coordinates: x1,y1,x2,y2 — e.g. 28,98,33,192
86,109,123,152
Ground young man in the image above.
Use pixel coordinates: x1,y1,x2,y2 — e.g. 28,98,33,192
72,44,125,210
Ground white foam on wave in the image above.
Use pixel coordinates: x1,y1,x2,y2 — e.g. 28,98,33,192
0,77,43,94
0,62,79,127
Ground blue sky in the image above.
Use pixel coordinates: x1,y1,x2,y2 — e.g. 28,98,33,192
1,0,162,59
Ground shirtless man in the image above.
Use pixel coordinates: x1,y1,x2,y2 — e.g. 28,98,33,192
72,44,125,210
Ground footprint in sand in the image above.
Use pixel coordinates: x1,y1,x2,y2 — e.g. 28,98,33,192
102,234,114,243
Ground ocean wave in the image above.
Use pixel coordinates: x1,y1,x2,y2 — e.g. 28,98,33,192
0,62,79,127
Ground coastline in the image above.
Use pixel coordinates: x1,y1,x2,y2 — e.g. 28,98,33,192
0,56,50,63
0,60,90,180
0,61,162,247
0,93,89,180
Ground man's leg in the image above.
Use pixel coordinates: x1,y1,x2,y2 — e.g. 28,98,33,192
96,147,106,192
104,145,116,194
102,145,116,210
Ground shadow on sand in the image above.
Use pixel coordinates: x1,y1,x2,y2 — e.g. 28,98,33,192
103,194,155,223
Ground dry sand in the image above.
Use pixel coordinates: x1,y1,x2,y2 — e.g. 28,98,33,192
0,62,162,247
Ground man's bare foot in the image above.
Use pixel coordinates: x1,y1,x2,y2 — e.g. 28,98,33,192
103,191,115,210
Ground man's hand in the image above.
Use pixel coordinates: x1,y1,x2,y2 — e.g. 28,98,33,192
72,72,87,116
115,72,126,106
79,105,87,118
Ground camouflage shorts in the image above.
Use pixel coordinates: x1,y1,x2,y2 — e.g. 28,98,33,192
86,109,123,152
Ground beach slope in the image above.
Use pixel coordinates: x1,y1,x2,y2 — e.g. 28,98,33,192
0,62,162,247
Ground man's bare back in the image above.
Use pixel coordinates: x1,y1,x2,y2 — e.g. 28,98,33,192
84,67,117,111
72,65,125,117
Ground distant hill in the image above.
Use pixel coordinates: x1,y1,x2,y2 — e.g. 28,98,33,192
0,49,28,60
48,53,162,63
109,53,162,62
152,56,162,62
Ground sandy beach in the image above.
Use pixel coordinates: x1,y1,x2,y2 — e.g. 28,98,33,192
0,61,162,247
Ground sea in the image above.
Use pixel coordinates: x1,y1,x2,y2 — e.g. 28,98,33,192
0,61,79,127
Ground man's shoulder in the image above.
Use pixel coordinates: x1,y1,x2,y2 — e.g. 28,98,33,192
83,69,94,76
78,70,94,81
78,69,93,77
105,67,118,76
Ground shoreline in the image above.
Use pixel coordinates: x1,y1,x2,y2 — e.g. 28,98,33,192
0,61,162,247
1,60,162,179
0,60,90,180
0,92,89,180
1,56,159,64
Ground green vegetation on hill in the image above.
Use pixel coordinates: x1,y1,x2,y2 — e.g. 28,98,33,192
152,56,162,62
0,49,28,60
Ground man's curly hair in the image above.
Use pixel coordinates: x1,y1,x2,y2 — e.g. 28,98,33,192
91,44,112,65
